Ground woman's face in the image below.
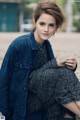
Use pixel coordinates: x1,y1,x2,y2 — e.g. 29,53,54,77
34,13,56,44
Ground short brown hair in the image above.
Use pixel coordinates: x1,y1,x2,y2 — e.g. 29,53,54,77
33,1,65,29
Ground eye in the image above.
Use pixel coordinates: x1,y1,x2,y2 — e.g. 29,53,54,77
39,22,45,26
49,23,56,27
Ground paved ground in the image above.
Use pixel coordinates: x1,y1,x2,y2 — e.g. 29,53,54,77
0,32,80,79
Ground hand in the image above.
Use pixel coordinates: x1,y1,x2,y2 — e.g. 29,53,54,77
62,58,77,70
56,59,66,67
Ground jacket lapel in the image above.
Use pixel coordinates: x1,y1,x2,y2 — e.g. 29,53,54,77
45,40,54,60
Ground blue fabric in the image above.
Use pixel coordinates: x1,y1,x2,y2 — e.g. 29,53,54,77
0,31,54,120
27,110,47,120
64,118,75,120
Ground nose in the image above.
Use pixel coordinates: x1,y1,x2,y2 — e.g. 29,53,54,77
44,26,49,32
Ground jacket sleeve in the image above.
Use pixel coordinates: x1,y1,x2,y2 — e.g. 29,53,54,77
0,44,18,117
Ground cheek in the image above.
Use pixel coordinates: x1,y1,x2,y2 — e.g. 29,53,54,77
49,29,54,35
50,28,56,34
36,26,42,33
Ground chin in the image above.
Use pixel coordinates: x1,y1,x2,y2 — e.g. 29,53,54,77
41,38,47,41
42,36,49,40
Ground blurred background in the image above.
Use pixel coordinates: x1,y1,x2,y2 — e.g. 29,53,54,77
0,0,80,79
0,0,80,32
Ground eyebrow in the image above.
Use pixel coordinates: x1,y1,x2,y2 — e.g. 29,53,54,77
39,21,56,24
49,23,56,25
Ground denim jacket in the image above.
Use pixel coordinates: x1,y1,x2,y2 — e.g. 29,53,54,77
0,31,54,120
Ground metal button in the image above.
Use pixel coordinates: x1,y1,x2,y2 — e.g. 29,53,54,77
20,64,22,68
23,87,26,90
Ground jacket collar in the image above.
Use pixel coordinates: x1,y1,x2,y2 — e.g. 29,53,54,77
30,31,54,59
30,31,50,50
30,31,38,50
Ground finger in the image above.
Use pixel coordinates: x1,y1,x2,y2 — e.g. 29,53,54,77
65,62,74,66
65,62,75,68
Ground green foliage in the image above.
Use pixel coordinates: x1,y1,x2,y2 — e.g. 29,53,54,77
72,2,80,32
56,0,67,7
72,2,80,15
73,19,80,32
23,0,38,3
23,0,67,5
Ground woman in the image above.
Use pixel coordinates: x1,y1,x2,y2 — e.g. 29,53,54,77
0,1,80,120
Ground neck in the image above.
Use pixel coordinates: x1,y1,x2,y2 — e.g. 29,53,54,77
34,31,44,44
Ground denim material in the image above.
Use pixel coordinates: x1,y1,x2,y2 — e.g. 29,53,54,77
0,31,54,120
64,118,75,120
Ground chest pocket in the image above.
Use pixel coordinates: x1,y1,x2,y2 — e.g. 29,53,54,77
11,62,32,91
15,62,31,69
